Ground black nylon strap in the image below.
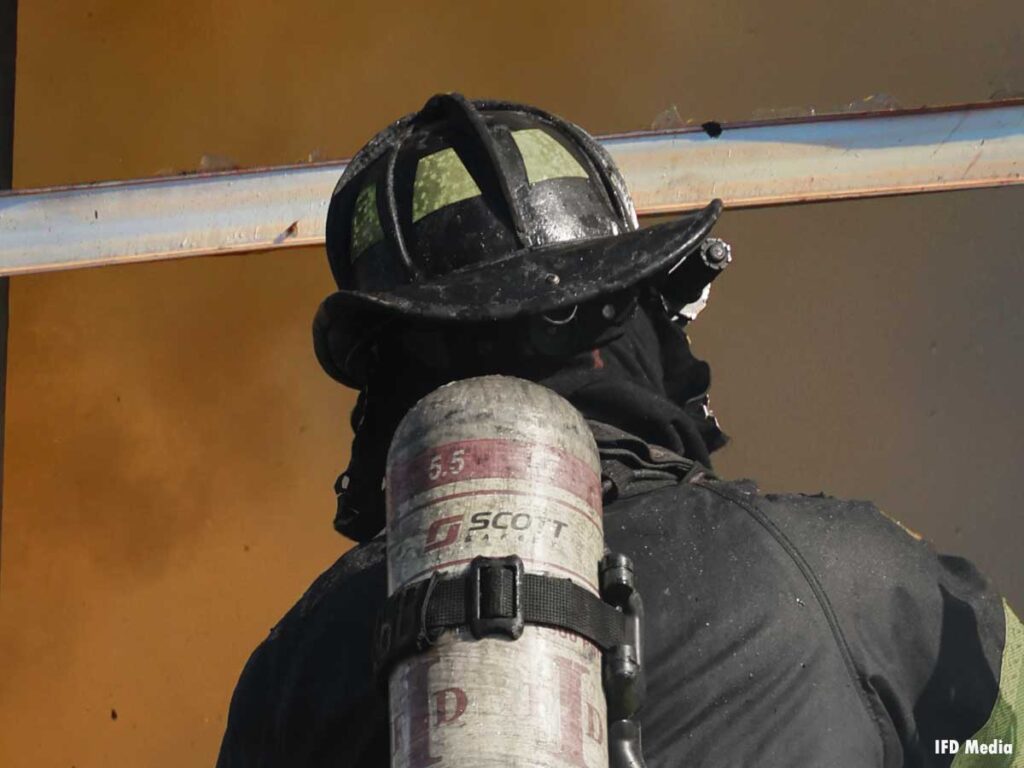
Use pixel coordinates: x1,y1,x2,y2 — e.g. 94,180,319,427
373,560,630,680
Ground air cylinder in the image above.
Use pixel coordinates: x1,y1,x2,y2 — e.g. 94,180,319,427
385,375,608,768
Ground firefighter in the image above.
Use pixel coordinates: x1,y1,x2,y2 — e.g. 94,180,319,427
217,94,1022,767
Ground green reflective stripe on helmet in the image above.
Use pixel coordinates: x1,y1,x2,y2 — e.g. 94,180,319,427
952,601,1023,767
350,184,383,260
512,128,589,185
412,147,482,223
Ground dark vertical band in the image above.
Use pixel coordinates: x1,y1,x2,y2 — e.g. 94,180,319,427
0,0,16,586
0,0,13,188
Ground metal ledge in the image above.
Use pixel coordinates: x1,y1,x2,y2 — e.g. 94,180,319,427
1,100,1022,276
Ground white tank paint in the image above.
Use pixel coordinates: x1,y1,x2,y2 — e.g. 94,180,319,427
385,376,608,768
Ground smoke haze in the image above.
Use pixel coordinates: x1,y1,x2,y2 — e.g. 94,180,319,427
1,0,1022,765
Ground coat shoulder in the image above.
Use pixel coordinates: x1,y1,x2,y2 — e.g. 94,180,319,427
216,539,388,768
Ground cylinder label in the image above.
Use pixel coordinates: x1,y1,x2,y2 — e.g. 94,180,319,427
387,439,604,594
390,629,607,768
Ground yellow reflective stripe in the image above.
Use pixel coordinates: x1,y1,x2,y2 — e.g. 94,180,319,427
350,184,383,260
412,147,482,223
512,128,589,184
878,507,924,541
952,601,1024,767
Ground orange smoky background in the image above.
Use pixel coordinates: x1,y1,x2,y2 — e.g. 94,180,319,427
1,1,1022,765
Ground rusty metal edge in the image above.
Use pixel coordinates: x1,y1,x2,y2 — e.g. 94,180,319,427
601,96,1024,140
6,97,1023,199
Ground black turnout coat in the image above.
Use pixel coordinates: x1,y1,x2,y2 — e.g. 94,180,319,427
216,423,1019,768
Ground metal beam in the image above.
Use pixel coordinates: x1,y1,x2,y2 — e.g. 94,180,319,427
0,100,1022,277
609,99,1024,214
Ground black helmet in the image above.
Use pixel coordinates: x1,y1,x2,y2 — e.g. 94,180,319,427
314,93,721,387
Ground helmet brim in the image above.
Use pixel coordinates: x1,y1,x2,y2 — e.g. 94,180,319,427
320,199,722,324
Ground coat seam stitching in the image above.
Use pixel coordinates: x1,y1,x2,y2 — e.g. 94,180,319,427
697,481,890,762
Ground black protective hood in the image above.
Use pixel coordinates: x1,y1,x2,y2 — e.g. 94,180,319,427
332,301,727,542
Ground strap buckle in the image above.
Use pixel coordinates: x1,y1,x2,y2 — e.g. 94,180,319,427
467,555,525,640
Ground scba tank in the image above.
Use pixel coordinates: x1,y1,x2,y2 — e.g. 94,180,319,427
385,375,608,768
